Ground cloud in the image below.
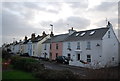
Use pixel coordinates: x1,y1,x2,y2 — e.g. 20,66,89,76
68,1,88,9
91,2,117,12
2,7,46,44
40,16,90,34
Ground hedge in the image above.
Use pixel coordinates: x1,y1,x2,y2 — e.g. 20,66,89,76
11,56,45,72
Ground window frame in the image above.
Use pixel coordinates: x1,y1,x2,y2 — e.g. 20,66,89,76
77,42,80,49
86,41,91,50
87,55,91,62
56,44,58,50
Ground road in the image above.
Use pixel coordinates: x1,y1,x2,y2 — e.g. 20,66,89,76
38,60,119,79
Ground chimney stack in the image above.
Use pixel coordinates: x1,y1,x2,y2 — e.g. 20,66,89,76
24,36,27,42
31,33,35,40
42,31,47,37
68,27,76,35
107,21,113,28
50,31,54,37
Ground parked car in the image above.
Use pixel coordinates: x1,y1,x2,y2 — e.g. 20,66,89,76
56,56,69,64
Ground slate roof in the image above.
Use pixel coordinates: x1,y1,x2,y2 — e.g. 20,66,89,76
43,34,69,43
64,27,109,41
42,27,109,43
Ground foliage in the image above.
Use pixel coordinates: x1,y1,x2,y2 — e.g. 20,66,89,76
11,56,45,72
2,70,39,80
34,69,78,80
2,50,11,60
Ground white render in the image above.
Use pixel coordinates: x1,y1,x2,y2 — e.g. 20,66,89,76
62,27,119,69
41,43,50,58
37,35,50,57
27,35,50,57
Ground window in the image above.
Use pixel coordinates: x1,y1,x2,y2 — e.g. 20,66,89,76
86,41,91,50
77,42,80,49
80,32,86,36
68,42,71,49
75,33,79,36
87,55,91,62
77,54,80,60
108,31,110,38
50,44,52,49
56,53,58,58
90,31,95,35
68,54,71,60
33,45,35,50
56,44,58,50
44,44,47,50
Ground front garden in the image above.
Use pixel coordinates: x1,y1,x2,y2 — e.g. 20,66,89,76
2,50,80,80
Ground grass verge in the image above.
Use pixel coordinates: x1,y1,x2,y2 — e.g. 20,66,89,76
2,69,39,80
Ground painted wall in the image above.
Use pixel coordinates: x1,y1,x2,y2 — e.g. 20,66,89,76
37,35,50,57
50,42,63,60
13,44,20,54
63,40,102,69
41,43,50,58
102,27,119,67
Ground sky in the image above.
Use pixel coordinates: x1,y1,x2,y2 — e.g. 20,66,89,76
1,0,119,47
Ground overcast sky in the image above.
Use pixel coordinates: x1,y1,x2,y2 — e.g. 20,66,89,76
1,0,119,46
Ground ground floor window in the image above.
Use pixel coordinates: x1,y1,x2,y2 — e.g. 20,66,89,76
77,54,80,60
68,54,71,60
87,55,91,62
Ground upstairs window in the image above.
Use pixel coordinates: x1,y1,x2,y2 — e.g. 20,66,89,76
108,31,110,38
90,31,95,35
77,42,80,49
68,42,71,49
86,41,91,50
80,32,86,36
56,44,58,50
44,44,47,50
75,33,79,36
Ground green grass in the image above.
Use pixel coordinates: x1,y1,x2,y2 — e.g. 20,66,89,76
2,70,39,80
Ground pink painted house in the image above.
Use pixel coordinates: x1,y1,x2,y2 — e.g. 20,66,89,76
50,42,63,60
42,33,70,60
42,28,76,60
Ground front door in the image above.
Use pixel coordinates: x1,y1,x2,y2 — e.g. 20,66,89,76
49,52,52,61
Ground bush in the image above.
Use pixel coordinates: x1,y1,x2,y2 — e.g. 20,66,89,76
34,69,78,80
2,50,11,60
11,56,45,72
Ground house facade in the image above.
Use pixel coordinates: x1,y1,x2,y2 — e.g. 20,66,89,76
62,22,119,69
42,33,70,60
27,32,50,57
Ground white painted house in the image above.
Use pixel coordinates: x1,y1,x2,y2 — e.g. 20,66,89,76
41,39,51,58
63,22,119,69
27,32,50,57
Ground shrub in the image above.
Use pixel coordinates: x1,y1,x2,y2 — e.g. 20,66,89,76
34,69,78,80
2,50,11,60
11,56,45,72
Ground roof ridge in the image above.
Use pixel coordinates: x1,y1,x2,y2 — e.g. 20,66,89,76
76,27,108,33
